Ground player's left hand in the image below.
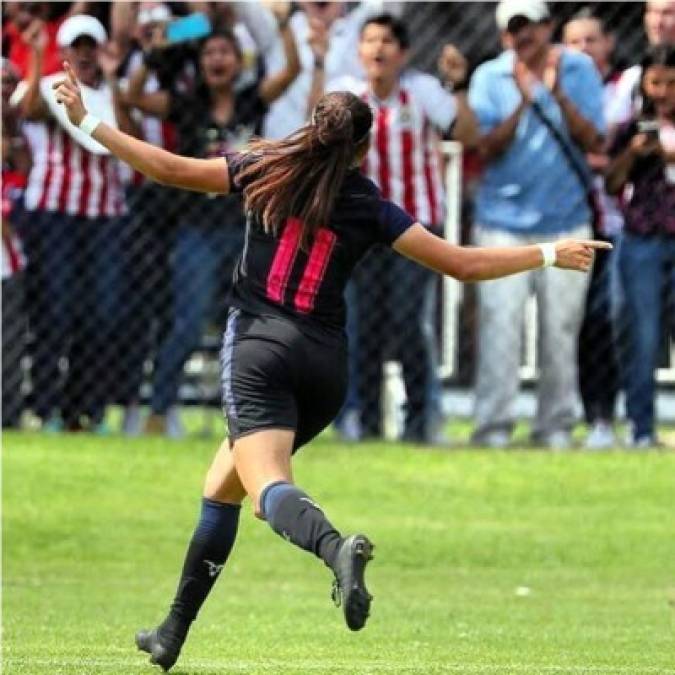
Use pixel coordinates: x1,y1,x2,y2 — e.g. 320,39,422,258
554,239,612,273
52,61,87,126
438,43,468,90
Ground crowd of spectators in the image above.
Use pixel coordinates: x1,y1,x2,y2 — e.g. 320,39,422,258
1,0,674,448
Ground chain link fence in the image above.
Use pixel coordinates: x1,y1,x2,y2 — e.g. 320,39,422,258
2,1,673,445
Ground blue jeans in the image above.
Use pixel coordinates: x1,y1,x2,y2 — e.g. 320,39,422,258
351,246,442,440
334,280,361,422
615,233,675,438
115,183,177,405
578,236,620,423
18,209,123,423
150,223,242,414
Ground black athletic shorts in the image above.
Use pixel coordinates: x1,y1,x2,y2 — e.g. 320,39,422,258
220,309,348,452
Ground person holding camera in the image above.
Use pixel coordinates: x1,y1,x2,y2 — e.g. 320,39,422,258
562,9,625,449
124,5,300,436
606,45,675,448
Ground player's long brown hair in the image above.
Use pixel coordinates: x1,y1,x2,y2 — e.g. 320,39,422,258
238,92,373,249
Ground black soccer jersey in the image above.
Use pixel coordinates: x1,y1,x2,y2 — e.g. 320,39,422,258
225,151,416,337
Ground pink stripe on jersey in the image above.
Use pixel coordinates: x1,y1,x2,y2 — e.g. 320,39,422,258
294,228,337,314
57,133,72,213
423,120,438,225
399,90,416,218
3,232,23,274
266,217,302,304
37,130,55,211
360,93,370,176
78,150,91,217
162,120,177,152
99,154,110,217
376,106,390,199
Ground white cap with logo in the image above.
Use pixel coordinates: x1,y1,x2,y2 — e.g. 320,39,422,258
56,14,108,47
495,0,550,31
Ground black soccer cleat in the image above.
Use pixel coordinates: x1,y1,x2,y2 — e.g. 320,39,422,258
135,627,183,672
331,534,374,631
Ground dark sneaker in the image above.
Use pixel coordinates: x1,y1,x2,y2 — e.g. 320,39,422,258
331,534,374,631
135,628,183,672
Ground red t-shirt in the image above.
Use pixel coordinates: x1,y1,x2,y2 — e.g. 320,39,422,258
3,18,65,78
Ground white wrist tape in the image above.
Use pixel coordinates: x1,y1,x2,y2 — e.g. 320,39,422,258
79,114,101,137
538,242,557,268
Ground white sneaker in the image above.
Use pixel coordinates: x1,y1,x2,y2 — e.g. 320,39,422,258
335,409,362,442
165,406,186,439
541,430,572,450
41,414,64,433
92,420,113,436
623,422,658,449
472,430,510,448
121,404,143,437
625,433,659,450
426,413,452,447
584,421,615,450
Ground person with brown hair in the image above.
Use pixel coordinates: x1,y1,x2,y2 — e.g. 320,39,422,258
54,62,608,672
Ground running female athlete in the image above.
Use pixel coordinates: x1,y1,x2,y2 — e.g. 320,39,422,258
54,61,609,672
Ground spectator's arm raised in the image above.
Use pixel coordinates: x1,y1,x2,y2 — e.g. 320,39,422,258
306,18,329,121
438,43,479,148
54,61,231,194
469,60,530,161
125,27,171,119
99,39,137,136
544,46,603,153
257,3,301,104
18,19,50,120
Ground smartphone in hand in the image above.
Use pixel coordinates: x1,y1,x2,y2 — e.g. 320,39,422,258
166,13,212,44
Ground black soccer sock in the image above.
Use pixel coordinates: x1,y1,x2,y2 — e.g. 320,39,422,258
260,481,343,569
160,498,241,640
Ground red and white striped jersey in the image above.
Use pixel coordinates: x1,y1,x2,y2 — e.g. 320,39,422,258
2,168,27,279
2,228,26,279
328,70,456,225
23,119,126,218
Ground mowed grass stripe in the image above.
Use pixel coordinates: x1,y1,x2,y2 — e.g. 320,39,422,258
3,432,675,674
4,656,675,674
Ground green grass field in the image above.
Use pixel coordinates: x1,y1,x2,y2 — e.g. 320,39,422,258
3,429,675,674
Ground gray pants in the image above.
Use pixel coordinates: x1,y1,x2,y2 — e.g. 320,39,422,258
472,225,591,441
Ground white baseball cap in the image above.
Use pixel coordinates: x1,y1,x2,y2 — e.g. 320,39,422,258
56,14,107,47
495,0,550,31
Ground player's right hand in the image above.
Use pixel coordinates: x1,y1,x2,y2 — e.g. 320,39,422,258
52,61,87,127
554,239,612,273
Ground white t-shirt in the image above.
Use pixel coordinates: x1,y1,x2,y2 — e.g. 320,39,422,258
605,65,641,128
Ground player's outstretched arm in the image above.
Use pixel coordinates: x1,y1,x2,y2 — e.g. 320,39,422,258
52,61,230,195
393,223,611,282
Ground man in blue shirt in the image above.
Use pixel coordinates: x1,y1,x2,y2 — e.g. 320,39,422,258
468,0,605,448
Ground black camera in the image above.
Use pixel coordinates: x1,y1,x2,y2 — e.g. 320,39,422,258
637,118,660,141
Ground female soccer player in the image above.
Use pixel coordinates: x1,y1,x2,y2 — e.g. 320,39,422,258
54,62,609,672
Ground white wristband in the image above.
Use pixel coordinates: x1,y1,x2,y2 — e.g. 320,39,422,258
538,242,557,268
79,114,101,137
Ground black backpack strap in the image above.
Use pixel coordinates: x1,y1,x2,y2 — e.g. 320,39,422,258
529,98,591,193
